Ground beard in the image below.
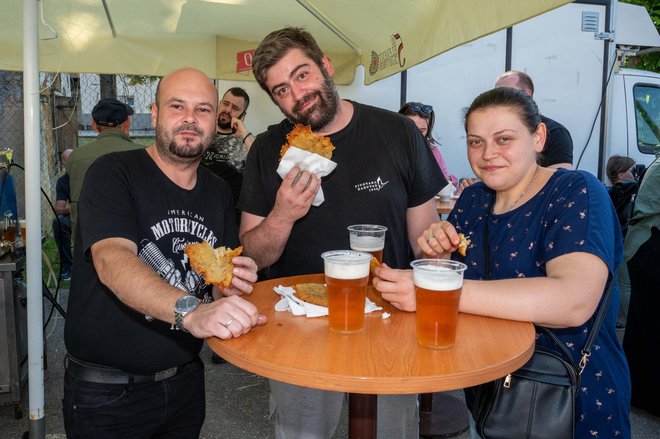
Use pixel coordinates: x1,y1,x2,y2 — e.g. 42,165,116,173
281,72,339,131
217,111,232,130
155,122,214,164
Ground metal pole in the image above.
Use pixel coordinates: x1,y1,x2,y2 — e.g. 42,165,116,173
400,70,407,108
23,0,46,437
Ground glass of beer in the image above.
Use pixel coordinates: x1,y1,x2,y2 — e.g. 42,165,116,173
321,250,372,333
347,224,387,284
411,259,467,349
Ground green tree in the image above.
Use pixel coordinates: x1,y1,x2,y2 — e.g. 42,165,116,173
621,0,659,72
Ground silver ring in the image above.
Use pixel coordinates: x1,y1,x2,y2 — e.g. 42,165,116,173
224,318,234,327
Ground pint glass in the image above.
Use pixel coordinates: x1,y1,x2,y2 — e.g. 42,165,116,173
347,224,387,284
411,259,467,349
321,250,372,333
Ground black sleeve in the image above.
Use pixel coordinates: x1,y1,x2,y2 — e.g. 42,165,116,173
55,174,70,202
540,123,573,167
78,155,138,257
237,127,284,218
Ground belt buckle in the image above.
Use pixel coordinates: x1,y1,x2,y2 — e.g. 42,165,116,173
154,366,177,381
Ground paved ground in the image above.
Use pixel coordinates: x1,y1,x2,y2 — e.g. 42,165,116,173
1,291,658,438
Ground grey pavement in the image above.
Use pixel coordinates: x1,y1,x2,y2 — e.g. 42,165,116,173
1,291,658,439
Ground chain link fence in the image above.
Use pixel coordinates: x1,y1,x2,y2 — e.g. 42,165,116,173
0,71,158,239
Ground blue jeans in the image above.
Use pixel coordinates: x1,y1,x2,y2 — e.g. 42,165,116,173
63,358,205,438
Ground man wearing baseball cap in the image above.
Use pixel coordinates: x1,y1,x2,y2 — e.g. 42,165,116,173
66,98,143,235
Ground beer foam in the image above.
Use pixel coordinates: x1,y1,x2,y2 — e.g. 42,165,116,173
414,269,463,291
325,261,370,279
350,235,384,252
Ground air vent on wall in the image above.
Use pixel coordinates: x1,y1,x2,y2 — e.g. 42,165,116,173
581,11,600,32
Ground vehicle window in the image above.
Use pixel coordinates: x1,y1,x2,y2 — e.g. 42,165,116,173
633,84,660,154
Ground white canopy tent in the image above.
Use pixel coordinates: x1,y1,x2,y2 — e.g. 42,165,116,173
13,0,576,436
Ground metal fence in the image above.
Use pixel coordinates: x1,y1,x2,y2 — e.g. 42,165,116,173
0,71,158,238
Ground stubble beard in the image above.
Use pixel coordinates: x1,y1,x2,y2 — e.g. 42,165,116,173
155,122,214,164
217,112,232,131
283,72,339,131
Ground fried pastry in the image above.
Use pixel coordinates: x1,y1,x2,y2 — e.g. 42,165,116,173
185,242,243,290
294,283,328,307
280,124,335,160
457,233,471,257
370,257,382,276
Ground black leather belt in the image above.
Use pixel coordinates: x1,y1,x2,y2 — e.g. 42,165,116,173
65,355,201,385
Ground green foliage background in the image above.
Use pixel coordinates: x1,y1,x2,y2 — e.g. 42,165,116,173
622,0,660,72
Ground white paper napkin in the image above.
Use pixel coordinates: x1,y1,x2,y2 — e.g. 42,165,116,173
276,147,337,206
273,285,382,318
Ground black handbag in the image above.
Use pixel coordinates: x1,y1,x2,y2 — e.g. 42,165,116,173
469,204,615,439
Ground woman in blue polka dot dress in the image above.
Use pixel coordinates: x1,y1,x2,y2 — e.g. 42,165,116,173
374,87,631,438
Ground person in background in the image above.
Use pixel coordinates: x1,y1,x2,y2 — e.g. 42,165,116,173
52,148,73,280
374,87,630,438
202,87,255,211
495,70,573,169
457,70,575,195
605,154,637,328
399,102,458,188
606,155,636,186
622,149,660,418
62,68,265,437
66,98,142,234
239,27,446,439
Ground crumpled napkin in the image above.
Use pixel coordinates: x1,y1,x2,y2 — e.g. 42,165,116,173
273,285,383,318
276,147,337,206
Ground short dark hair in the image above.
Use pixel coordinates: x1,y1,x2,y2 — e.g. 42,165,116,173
464,87,541,134
225,87,250,112
606,155,636,184
399,102,435,142
252,27,326,95
498,70,535,95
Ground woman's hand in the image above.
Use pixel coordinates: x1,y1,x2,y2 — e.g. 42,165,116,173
417,221,462,258
372,264,416,311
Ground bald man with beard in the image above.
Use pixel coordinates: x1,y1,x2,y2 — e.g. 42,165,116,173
62,68,266,438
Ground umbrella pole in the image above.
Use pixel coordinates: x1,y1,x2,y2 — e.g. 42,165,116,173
23,0,46,437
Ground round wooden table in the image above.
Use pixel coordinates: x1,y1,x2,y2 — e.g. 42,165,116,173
436,197,456,216
207,274,535,438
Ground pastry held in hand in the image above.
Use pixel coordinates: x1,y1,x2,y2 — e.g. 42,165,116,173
457,233,471,257
277,125,337,206
184,242,243,290
280,124,335,159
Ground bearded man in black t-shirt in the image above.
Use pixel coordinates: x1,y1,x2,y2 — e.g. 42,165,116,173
62,68,266,438
238,27,446,439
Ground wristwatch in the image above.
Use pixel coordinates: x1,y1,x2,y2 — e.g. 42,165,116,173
174,295,201,332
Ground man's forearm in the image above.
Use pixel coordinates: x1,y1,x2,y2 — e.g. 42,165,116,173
240,213,294,269
92,238,183,324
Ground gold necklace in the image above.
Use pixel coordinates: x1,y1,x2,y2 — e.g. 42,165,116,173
506,165,540,212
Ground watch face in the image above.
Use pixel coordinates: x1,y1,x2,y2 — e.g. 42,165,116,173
177,295,200,313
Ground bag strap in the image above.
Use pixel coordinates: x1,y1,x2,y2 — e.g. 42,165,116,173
483,194,616,375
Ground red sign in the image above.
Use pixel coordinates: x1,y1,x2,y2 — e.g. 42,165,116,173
236,50,255,73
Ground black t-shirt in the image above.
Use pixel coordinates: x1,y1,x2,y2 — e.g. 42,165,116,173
238,101,446,278
201,133,247,206
56,173,70,202
539,115,573,167
64,149,238,374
